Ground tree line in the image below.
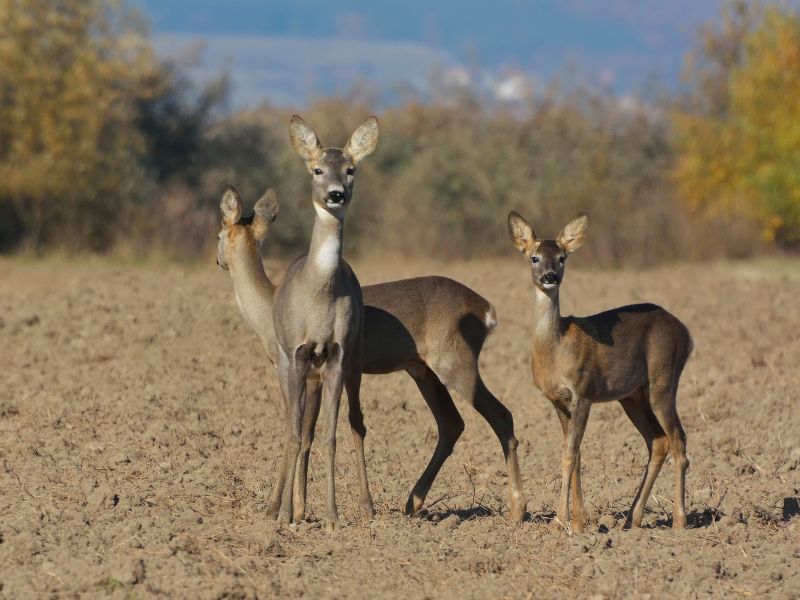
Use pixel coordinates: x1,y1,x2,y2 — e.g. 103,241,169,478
0,0,796,264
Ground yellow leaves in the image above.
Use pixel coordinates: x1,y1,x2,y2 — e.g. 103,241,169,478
763,215,784,242
675,2,800,246
0,0,156,192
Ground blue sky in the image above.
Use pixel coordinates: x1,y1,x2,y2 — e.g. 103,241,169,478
136,0,725,108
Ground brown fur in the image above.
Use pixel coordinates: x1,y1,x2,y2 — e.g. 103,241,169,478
509,210,692,532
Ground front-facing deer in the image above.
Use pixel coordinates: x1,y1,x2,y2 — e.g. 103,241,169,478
271,115,379,529
508,211,693,532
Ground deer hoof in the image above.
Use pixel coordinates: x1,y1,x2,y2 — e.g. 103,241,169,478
403,494,424,517
361,499,375,520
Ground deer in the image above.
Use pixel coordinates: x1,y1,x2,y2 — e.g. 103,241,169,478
255,114,383,530
217,195,527,527
507,210,692,532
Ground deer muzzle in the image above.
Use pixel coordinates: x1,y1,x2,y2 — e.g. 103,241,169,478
327,189,345,205
540,272,560,286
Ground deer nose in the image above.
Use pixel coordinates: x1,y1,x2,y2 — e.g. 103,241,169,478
328,189,345,204
540,272,559,285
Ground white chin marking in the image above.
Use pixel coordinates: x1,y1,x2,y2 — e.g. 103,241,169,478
542,283,558,290
314,203,339,222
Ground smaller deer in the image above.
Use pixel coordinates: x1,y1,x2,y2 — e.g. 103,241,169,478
508,211,693,532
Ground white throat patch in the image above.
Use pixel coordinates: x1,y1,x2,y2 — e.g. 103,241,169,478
314,233,341,272
312,204,342,272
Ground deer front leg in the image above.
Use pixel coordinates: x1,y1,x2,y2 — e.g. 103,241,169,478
267,424,290,519
319,345,345,531
276,346,311,524
557,396,590,533
292,376,322,522
267,433,292,520
555,407,586,532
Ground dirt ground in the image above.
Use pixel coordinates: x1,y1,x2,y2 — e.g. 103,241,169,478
1,256,799,599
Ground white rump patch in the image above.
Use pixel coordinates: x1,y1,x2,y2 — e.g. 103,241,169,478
484,307,498,331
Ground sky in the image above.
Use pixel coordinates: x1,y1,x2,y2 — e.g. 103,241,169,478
135,0,726,109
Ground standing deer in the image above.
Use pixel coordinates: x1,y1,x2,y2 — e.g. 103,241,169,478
269,115,378,529
217,189,527,525
507,211,692,532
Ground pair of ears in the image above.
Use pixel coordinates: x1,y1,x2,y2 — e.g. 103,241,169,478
508,211,589,256
289,115,379,165
221,186,279,240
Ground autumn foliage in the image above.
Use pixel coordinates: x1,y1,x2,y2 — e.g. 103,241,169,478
675,2,800,247
0,0,795,260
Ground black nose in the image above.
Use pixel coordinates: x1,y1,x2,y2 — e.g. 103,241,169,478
540,272,559,285
328,190,345,203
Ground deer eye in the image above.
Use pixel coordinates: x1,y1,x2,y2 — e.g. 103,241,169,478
559,256,566,264
346,166,355,176
313,168,323,175
531,256,540,263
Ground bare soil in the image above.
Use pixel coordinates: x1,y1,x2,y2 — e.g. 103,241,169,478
1,257,799,599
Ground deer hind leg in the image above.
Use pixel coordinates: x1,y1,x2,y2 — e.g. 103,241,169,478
403,365,464,517
276,347,311,524
318,345,345,530
344,367,374,520
555,406,586,532
619,390,669,528
650,385,689,529
439,362,527,524
292,376,322,522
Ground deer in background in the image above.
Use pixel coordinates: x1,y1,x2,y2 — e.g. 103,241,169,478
217,189,527,526
508,211,692,532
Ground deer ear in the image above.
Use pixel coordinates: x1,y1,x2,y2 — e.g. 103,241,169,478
557,212,589,254
289,115,323,162
344,116,379,164
508,211,536,257
252,188,279,241
221,185,242,226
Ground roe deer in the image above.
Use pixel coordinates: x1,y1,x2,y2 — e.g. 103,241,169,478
508,211,692,532
217,189,527,525
270,115,378,529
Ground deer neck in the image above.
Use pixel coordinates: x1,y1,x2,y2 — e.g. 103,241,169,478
532,286,562,353
228,238,277,360
305,204,344,283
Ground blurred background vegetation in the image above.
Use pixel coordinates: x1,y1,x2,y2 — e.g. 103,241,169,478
0,0,797,265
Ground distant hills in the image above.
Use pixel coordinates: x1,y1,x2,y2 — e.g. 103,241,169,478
138,0,724,108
